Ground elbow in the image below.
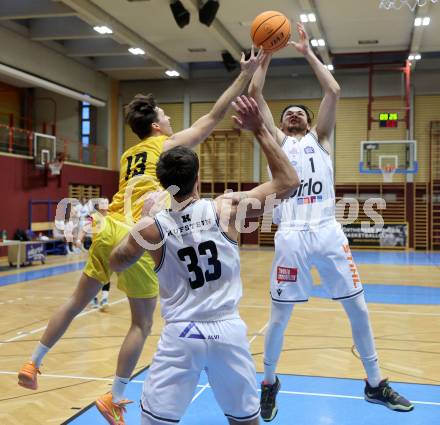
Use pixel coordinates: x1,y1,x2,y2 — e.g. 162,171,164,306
277,171,300,199
327,84,341,98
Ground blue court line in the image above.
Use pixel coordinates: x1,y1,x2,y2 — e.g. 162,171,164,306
312,283,440,305
0,261,86,287
67,372,439,425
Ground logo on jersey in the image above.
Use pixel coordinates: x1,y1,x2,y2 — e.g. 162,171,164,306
179,322,205,339
276,266,298,283
304,146,315,154
297,195,323,205
277,288,283,296
292,178,323,202
182,214,191,223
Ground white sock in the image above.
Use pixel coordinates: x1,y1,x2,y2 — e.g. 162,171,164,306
31,342,50,368
263,302,294,385
101,291,109,303
341,294,382,388
112,376,130,403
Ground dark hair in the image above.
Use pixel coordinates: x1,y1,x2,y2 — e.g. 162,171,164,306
156,146,199,197
280,104,314,124
125,94,158,139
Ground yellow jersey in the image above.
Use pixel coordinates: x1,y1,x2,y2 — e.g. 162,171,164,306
108,135,168,223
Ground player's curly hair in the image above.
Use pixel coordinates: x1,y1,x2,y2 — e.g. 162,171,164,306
125,93,158,139
156,146,199,197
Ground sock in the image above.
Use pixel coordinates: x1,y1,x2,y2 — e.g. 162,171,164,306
101,290,109,303
31,342,50,368
112,376,130,403
263,302,294,385
341,294,382,388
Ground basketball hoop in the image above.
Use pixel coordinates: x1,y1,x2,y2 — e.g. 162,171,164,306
48,160,63,176
381,165,396,183
379,0,438,11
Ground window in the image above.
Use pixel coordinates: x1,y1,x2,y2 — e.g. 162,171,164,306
80,101,96,146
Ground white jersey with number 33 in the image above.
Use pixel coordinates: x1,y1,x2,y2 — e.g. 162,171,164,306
154,199,242,323
274,132,336,230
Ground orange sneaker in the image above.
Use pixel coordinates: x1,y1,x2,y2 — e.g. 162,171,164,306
18,361,41,390
95,392,132,425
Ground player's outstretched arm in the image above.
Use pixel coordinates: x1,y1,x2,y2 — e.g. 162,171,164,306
214,96,299,234
163,47,264,151
248,52,285,145
289,22,340,152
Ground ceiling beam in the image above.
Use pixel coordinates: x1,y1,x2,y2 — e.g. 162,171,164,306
29,17,104,40
94,56,161,71
298,0,332,66
64,39,130,57
0,0,76,20
59,0,189,78
181,0,243,60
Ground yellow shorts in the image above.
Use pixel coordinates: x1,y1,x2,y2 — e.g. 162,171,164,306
84,215,158,299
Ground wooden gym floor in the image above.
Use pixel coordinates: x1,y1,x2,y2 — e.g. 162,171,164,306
0,249,439,424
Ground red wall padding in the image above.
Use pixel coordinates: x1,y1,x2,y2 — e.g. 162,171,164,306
0,155,119,241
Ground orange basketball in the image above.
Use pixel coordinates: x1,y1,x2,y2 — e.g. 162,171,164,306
251,11,291,52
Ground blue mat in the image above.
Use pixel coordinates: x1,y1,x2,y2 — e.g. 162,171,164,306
66,371,439,425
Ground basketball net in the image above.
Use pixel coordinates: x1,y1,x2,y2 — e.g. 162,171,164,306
381,165,396,183
379,0,438,11
48,161,63,176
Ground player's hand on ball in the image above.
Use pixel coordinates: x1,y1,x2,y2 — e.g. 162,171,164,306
232,95,263,132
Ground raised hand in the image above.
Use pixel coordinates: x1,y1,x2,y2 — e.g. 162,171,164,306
140,190,168,218
288,22,311,56
240,45,265,76
232,95,264,132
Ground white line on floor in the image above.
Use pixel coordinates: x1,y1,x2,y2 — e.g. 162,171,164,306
4,370,438,407
240,304,440,317
0,297,127,348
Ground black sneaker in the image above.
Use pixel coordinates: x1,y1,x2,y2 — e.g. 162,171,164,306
364,379,414,412
260,376,281,422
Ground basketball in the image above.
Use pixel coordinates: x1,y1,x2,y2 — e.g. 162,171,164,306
251,11,291,52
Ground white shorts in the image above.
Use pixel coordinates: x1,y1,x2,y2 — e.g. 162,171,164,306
140,318,260,424
270,223,363,303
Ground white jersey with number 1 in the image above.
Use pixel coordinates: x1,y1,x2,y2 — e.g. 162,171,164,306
273,132,337,230
153,198,241,323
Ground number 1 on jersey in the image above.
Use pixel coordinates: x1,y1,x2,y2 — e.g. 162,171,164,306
309,157,315,173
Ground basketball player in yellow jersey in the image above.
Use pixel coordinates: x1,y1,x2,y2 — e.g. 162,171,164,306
18,47,264,425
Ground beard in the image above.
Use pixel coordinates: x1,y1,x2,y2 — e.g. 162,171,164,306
285,121,307,134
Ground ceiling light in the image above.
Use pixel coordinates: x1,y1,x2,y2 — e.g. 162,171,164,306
300,14,308,23
422,16,430,26
317,39,326,47
128,47,145,55
311,39,318,47
415,53,421,60
308,13,316,22
408,54,415,60
327,64,334,71
165,70,180,77
414,17,422,26
93,25,113,34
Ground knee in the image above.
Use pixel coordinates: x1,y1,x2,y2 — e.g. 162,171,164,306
132,317,153,338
